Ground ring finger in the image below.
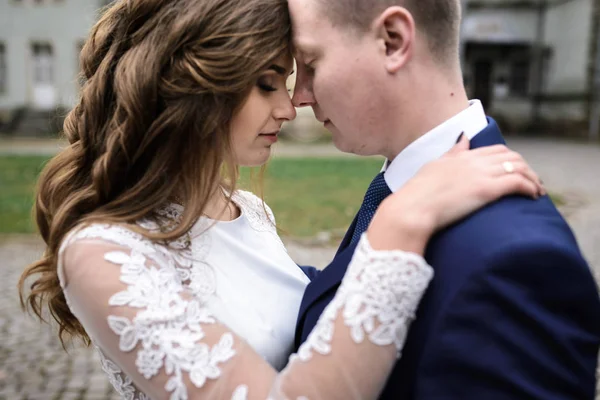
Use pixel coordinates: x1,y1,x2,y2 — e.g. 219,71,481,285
493,160,545,195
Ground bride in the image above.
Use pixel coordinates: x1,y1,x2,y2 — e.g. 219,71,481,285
19,0,544,399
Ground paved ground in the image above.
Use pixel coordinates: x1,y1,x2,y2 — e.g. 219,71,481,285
1,137,599,399
0,236,121,400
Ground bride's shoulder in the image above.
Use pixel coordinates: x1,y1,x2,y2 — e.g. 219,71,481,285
59,203,183,252
56,222,157,289
59,221,157,258
232,189,276,225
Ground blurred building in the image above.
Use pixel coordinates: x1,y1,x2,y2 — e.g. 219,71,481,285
1,0,599,138
0,0,110,134
461,0,600,138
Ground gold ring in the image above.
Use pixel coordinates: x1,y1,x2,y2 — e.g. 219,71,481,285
502,161,515,174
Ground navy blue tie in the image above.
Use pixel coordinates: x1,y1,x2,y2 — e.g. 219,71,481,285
350,172,392,245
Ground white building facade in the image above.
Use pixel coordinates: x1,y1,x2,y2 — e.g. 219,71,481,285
0,0,109,131
1,0,599,138
462,0,600,137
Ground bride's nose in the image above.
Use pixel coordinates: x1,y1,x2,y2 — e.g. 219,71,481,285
274,97,297,122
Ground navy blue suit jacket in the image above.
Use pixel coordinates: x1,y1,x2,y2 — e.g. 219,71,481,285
295,119,600,399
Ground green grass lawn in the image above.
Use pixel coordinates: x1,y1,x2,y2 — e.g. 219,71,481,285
240,158,384,238
0,155,50,234
0,155,383,237
0,154,564,238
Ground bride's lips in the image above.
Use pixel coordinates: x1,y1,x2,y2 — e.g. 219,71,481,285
259,131,279,143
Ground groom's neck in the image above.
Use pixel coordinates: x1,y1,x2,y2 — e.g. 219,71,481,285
383,72,470,161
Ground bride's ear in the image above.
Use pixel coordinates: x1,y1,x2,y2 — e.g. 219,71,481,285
372,7,415,74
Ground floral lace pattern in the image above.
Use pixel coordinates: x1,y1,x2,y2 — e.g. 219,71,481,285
105,247,236,398
97,346,151,400
57,193,288,399
58,195,434,400
296,233,433,362
58,208,223,399
232,191,285,249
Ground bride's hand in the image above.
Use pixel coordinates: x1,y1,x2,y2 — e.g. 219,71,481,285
367,135,545,253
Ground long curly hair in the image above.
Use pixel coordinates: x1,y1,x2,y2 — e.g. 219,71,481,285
18,0,292,347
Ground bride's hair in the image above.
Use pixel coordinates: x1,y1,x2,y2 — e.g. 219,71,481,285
18,0,291,347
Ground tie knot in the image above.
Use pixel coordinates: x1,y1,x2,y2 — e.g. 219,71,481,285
363,172,391,209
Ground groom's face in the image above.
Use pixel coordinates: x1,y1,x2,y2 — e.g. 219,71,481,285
289,0,389,156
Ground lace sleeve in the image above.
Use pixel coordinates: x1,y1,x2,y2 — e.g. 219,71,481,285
59,229,433,400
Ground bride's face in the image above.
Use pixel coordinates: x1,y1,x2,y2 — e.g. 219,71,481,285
229,53,296,167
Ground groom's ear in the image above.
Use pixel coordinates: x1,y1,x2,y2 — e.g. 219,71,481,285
372,7,415,74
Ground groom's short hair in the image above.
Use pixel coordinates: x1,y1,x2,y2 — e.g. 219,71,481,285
319,0,461,63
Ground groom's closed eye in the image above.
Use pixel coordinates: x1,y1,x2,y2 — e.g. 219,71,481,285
302,62,316,76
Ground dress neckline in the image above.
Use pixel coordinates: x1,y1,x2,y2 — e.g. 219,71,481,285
167,190,245,226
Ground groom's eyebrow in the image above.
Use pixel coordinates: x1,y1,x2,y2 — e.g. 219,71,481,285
293,40,317,58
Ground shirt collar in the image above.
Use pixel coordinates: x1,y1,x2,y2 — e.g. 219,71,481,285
383,99,488,192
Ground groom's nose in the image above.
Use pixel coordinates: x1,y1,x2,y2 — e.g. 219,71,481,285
291,74,316,108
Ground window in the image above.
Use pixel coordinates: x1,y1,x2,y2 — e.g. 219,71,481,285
0,43,6,94
509,60,530,97
31,43,53,84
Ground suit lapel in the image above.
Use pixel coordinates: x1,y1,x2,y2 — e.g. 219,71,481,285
297,239,359,320
335,214,358,256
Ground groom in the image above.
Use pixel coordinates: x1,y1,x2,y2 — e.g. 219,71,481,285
289,0,600,398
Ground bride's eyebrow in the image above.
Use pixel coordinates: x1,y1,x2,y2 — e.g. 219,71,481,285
267,65,295,76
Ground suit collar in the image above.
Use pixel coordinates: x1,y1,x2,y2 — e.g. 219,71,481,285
470,117,505,148
383,100,488,193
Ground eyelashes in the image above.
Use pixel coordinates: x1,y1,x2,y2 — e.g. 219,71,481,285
258,82,277,92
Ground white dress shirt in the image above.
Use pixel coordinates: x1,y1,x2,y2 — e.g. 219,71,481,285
384,100,488,192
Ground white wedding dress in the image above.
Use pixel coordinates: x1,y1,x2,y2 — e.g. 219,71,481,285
57,190,433,400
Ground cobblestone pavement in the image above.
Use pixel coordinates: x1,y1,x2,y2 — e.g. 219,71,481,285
1,137,599,399
0,236,120,400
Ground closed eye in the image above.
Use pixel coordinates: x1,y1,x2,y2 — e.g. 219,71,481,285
259,83,277,92
305,64,315,76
